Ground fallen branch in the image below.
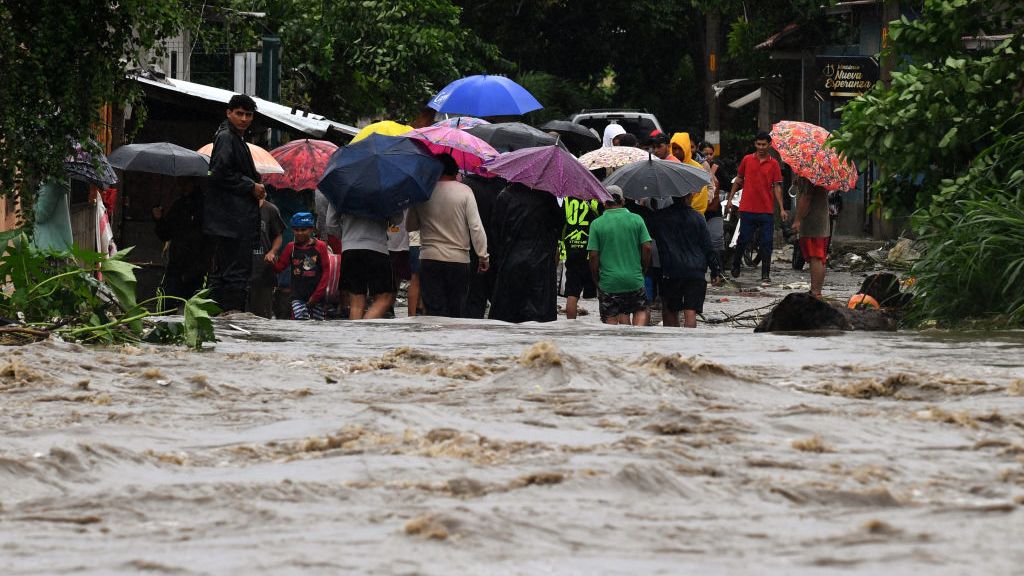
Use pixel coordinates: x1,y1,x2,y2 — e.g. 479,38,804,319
0,326,51,337
703,301,781,326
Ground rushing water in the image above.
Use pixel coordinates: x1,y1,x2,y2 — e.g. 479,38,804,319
2,264,1023,574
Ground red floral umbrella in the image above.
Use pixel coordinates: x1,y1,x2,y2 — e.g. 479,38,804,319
770,120,858,191
263,139,338,191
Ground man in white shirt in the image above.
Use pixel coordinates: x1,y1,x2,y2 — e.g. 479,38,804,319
407,154,489,317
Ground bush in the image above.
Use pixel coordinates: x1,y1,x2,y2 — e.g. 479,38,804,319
908,112,1024,326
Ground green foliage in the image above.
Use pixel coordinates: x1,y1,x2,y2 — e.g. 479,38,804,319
906,110,1024,327
0,231,218,347
831,0,1024,215
518,71,614,125
203,0,500,121
0,0,186,217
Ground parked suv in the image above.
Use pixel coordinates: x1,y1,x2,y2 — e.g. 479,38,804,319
569,109,663,144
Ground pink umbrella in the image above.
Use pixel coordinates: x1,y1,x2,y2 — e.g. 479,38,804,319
406,125,498,174
481,145,611,202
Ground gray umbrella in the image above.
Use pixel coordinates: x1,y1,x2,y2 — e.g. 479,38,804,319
466,122,561,153
602,157,711,200
108,142,210,177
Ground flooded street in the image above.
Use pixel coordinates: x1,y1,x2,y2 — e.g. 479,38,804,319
2,268,1023,575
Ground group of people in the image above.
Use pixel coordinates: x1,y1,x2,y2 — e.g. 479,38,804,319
169,93,828,326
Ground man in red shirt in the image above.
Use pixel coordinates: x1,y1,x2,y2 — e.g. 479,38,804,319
725,131,788,284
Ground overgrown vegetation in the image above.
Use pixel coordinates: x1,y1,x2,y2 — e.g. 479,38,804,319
906,109,1024,326
0,230,218,347
832,0,1024,327
0,0,185,215
831,0,1024,216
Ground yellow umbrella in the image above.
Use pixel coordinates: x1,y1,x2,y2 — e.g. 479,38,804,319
197,142,284,174
350,120,414,143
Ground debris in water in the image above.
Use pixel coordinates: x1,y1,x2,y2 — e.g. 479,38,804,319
1008,379,1024,396
511,471,566,488
519,341,562,367
792,435,833,453
634,352,736,378
404,514,453,540
862,519,901,535
915,407,1005,429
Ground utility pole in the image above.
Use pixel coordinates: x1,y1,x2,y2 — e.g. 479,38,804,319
705,8,721,155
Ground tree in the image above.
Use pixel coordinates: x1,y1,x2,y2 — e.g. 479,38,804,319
830,0,1024,214
0,0,186,218
201,0,500,122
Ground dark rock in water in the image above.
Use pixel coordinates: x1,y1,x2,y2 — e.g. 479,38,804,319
859,272,913,309
755,292,899,333
755,293,853,332
838,307,898,331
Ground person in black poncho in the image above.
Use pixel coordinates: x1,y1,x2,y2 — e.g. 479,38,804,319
488,183,564,323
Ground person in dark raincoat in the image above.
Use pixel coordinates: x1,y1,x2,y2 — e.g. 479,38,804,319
204,93,264,312
462,173,505,319
488,183,563,323
153,179,207,304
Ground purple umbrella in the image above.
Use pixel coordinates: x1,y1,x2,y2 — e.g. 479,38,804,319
481,145,611,202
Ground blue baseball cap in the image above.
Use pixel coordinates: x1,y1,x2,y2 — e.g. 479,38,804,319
290,211,315,228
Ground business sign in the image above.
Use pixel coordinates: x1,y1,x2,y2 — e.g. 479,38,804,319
815,56,879,100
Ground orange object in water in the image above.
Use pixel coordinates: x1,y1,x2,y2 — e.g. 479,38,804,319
847,293,880,310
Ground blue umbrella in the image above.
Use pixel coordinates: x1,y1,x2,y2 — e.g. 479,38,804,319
427,75,543,117
318,134,443,220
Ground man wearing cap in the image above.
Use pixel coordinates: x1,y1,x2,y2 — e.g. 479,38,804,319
587,185,653,326
648,133,680,163
726,131,788,284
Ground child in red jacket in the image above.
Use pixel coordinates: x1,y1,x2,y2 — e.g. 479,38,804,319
272,212,331,320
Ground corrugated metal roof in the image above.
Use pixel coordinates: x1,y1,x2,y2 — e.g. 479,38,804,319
135,74,358,139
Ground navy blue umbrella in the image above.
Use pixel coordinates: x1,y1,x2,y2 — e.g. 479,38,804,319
427,75,543,117
318,134,443,220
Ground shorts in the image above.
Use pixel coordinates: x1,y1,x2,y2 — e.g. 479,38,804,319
598,288,646,320
340,249,395,296
799,237,829,261
659,277,707,314
390,250,411,282
563,251,596,299
409,245,421,275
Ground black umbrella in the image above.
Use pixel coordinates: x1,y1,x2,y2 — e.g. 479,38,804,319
540,120,601,155
466,122,559,153
602,157,711,201
108,142,210,177
64,138,118,186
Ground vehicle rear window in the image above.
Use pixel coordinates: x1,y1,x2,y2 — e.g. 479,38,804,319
575,118,659,143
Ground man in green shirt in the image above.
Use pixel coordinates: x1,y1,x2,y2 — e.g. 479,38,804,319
587,186,652,325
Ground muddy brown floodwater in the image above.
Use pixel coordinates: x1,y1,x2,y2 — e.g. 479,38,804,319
1,267,1023,575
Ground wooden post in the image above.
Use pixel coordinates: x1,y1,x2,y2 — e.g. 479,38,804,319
705,9,721,155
